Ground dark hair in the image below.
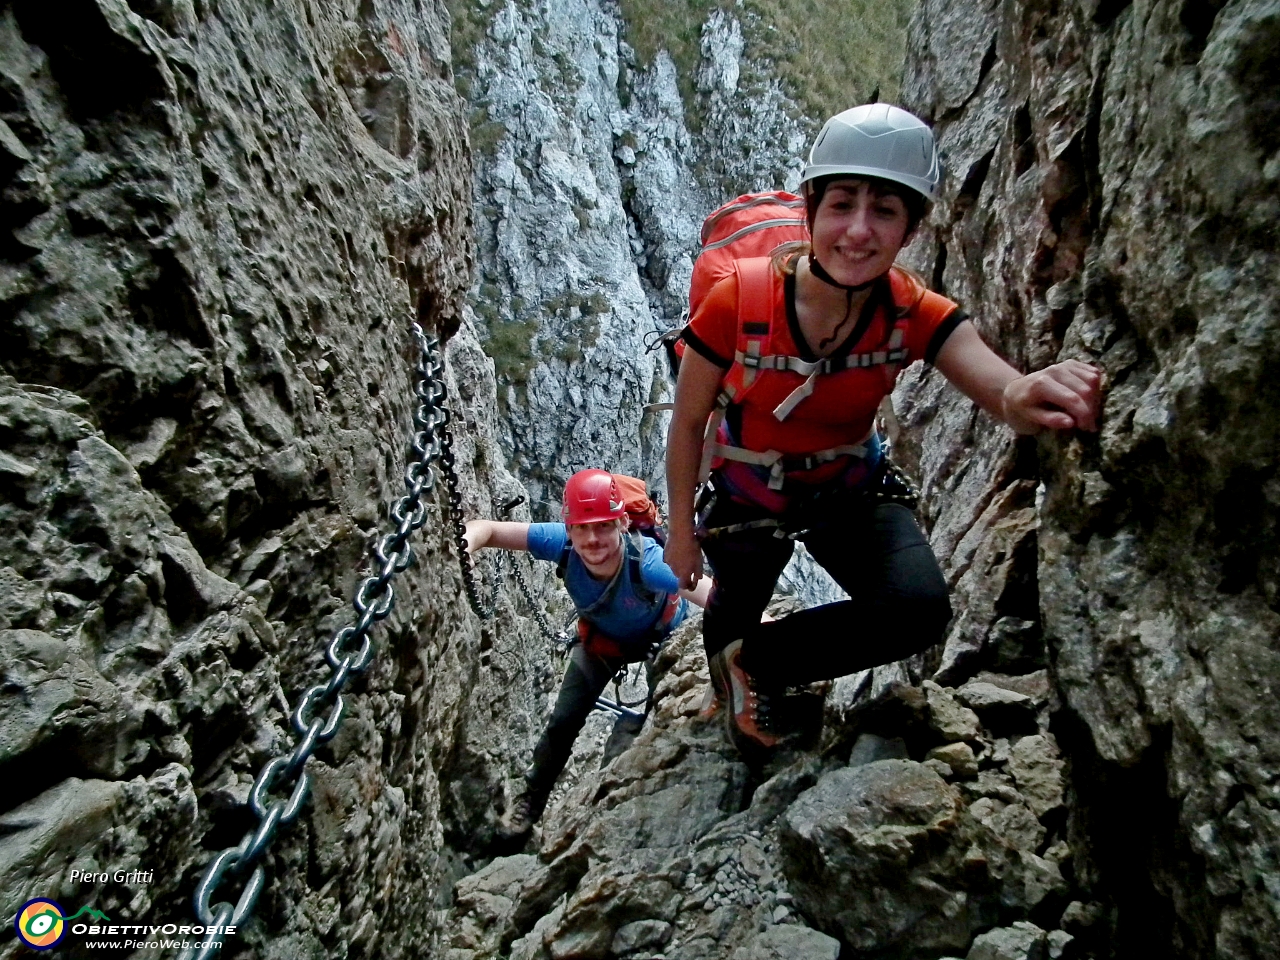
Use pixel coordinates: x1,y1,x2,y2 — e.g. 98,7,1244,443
805,174,928,235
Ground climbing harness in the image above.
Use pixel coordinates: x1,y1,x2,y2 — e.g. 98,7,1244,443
178,323,450,960
609,658,654,710
697,455,921,542
693,259,916,492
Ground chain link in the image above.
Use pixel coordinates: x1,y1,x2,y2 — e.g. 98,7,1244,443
178,323,450,960
438,406,494,619
508,550,572,645
487,495,571,646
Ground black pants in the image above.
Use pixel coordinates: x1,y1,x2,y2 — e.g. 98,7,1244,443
525,644,653,798
700,493,951,687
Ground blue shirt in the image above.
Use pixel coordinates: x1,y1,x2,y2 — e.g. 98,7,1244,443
527,523,688,641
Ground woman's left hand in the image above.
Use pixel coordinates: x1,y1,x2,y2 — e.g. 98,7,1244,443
1001,359,1103,435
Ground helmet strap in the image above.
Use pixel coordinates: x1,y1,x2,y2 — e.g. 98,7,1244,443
807,251,880,293
807,253,881,351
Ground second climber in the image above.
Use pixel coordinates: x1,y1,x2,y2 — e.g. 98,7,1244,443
465,469,712,839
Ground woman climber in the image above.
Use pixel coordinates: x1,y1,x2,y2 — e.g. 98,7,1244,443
663,103,1103,758
465,469,712,839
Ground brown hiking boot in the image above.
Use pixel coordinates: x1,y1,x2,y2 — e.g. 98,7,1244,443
707,639,780,755
497,787,548,840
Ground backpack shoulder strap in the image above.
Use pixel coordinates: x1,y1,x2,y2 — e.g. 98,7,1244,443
572,532,663,624
555,539,571,580
627,530,660,606
726,257,779,399
696,257,779,484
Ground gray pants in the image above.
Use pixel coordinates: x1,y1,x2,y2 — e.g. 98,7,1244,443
525,643,654,798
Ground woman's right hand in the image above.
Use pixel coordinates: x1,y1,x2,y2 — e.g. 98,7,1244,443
664,527,704,590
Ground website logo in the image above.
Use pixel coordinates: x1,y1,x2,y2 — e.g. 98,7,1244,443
15,898,67,950
14,900,111,951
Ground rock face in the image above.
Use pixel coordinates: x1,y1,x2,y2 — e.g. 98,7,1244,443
459,1,805,508
893,0,1280,954
0,1,564,957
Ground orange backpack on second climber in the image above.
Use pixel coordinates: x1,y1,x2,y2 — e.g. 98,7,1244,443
610,473,663,543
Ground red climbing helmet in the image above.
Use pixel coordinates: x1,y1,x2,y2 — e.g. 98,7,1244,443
562,469,626,525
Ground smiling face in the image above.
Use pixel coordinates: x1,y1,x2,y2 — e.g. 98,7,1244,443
567,519,625,577
808,178,914,286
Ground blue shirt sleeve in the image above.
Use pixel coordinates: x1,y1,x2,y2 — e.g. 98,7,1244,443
638,536,681,595
526,523,569,563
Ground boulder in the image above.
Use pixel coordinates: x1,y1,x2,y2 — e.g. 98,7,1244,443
929,742,980,778
1007,735,1065,820
966,921,1047,960
955,682,1039,735
926,680,983,743
779,760,975,952
849,732,911,766
728,924,841,960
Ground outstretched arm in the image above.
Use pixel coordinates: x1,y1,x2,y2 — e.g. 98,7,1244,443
678,574,714,609
933,320,1102,434
665,348,723,589
463,519,532,554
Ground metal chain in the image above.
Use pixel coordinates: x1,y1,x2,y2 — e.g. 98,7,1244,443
509,550,571,645
178,323,449,960
438,403,494,619
488,494,571,646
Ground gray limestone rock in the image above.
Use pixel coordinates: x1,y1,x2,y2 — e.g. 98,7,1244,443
1046,929,1074,959
966,922,1047,960
929,742,980,778
0,0,563,954
728,924,840,960
926,679,983,742
779,759,973,952
848,732,910,766
612,918,674,955
1007,734,1066,820
898,0,1280,948
955,681,1039,735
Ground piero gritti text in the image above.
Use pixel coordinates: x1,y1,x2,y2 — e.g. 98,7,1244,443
69,868,156,884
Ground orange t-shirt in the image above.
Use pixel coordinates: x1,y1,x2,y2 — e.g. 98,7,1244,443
684,265,964,458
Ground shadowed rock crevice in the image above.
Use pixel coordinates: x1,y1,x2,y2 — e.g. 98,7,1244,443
0,0,501,952
11,0,167,123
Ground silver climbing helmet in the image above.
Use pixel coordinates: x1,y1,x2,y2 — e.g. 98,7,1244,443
801,104,943,205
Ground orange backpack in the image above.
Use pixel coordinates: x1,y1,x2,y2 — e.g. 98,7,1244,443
689,191,810,311
611,474,663,542
654,192,810,373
